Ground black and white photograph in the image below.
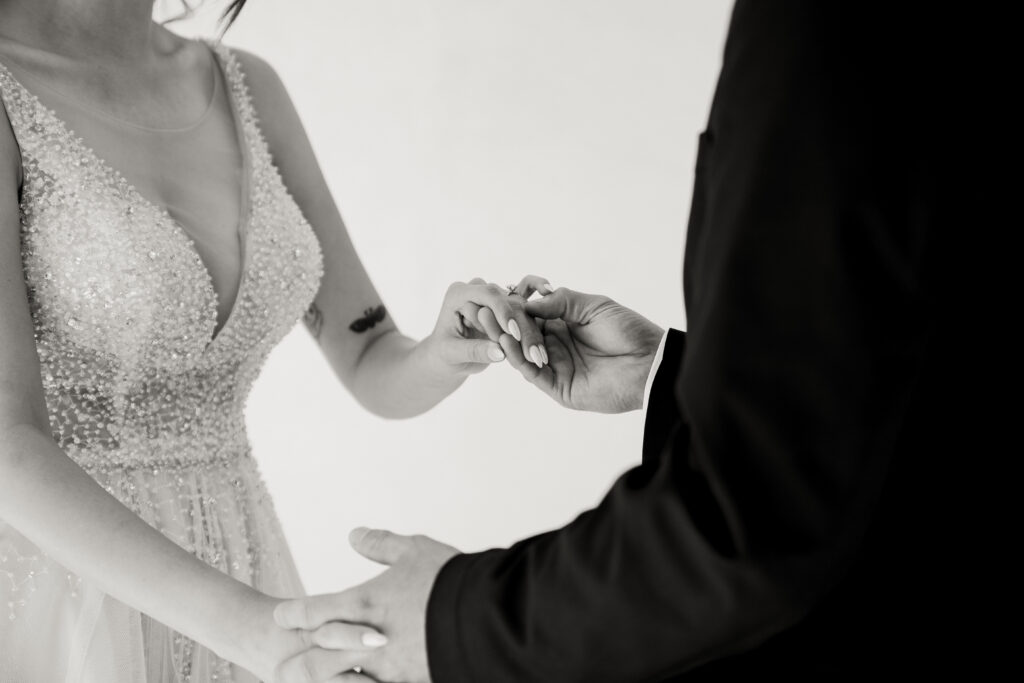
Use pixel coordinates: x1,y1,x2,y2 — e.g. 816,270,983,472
0,1,994,681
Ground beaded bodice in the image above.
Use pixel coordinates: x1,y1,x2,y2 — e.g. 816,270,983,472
0,43,324,471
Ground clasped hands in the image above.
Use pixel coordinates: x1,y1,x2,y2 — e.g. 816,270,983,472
267,280,665,683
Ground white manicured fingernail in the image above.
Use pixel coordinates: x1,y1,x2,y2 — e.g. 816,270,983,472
539,346,549,365
508,319,521,341
530,346,544,368
539,283,553,294
488,345,505,362
362,632,388,647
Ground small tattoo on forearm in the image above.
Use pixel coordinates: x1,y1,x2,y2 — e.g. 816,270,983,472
304,302,324,338
350,304,387,333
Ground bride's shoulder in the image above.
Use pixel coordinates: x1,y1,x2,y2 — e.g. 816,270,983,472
217,46,307,164
222,46,289,103
222,47,294,123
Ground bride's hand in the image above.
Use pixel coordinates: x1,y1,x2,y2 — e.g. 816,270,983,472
424,276,553,376
223,590,386,681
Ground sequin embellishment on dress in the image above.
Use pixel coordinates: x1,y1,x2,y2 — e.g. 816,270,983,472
0,42,323,682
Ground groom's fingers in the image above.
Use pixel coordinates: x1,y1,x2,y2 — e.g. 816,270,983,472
275,647,372,683
515,274,553,300
275,590,373,630
525,287,600,323
350,527,412,565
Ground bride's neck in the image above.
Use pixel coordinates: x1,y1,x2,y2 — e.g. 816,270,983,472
0,0,163,64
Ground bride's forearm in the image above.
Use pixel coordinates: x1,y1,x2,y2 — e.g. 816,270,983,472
0,422,269,667
348,330,466,419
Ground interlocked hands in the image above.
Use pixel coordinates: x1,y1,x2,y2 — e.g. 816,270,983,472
267,281,664,682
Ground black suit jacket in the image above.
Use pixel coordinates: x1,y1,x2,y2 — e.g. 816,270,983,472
426,2,992,679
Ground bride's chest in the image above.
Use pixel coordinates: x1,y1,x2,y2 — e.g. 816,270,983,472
19,151,323,370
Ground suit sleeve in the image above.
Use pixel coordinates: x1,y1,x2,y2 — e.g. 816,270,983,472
426,3,941,681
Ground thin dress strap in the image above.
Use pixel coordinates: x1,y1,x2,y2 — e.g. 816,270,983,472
0,60,26,186
0,57,43,148
208,42,273,173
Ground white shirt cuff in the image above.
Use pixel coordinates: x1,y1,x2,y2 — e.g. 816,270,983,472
641,331,670,415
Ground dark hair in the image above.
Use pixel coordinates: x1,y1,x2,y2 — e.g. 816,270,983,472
222,0,247,28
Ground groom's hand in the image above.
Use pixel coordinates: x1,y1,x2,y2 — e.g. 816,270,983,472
273,528,460,683
502,287,665,413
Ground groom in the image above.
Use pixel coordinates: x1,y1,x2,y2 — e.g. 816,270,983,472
273,1,989,680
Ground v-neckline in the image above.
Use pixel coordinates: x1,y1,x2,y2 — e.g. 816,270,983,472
0,40,253,355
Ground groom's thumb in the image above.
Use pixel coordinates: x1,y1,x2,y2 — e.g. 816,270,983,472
525,287,591,323
350,527,408,565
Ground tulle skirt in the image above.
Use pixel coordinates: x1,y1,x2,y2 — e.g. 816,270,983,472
0,448,303,682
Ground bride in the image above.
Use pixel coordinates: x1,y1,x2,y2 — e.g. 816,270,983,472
0,0,551,680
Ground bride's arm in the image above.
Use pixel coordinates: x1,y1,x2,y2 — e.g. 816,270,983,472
234,50,548,419
0,110,302,680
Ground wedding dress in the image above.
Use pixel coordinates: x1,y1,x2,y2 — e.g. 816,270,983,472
0,40,323,681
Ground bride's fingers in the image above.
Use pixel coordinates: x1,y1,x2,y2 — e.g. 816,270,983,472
475,306,504,341
459,279,494,338
450,338,506,368
500,335,554,394
433,335,505,367
446,283,547,366
510,305,547,369
310,622,389,651
454,302,483,336
515,274,553,300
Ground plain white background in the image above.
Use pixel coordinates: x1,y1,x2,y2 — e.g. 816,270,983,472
166,0,733,594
